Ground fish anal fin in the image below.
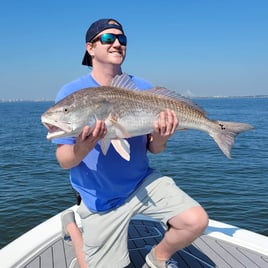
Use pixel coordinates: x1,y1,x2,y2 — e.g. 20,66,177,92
111,139,130,161
100,137,111,155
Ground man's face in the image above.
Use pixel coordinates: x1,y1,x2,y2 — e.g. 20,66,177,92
87,28,127,66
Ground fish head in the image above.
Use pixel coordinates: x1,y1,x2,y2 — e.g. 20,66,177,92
41,93,98,140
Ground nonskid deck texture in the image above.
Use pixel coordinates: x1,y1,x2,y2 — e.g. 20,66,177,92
127,219,214,268
23,218,268,268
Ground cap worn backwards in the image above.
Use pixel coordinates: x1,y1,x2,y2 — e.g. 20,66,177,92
82,18,124,66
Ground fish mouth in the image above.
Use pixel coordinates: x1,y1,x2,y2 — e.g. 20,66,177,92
41,117,72,140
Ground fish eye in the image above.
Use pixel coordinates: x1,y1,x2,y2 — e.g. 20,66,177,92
63,107,69,113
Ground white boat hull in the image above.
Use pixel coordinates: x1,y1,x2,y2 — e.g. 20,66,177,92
1,205,268,268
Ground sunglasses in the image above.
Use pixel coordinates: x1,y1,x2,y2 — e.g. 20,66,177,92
91,33,127,46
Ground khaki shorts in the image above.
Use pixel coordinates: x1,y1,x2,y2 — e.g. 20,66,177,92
77,171,200,268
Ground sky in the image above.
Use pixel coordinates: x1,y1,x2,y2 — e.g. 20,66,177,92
0,0,267,100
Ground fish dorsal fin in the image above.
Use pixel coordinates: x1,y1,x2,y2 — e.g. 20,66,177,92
111,73,138,90
111,75,205,114
148,87,205,114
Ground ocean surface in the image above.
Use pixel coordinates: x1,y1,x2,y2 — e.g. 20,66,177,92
0,97,267,249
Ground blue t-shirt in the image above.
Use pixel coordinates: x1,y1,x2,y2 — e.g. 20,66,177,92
53,74,154,212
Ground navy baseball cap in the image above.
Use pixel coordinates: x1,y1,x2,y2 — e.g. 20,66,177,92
82,18,125,66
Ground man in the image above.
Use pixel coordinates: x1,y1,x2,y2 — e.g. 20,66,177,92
54,18,208,268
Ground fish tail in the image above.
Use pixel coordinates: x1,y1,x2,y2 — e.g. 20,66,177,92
209,121,254,158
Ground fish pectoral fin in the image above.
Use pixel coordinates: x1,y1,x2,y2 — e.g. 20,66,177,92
115,123,131,138
111,139,130,161
108,114,131,138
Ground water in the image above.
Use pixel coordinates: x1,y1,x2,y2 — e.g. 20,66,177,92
0,98,267,249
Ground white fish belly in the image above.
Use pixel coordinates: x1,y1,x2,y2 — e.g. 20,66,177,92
115,112,157,138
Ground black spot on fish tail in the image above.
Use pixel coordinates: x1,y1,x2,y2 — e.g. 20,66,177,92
219,123,226,130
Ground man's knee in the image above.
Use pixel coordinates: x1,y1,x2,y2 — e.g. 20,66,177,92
190,206,209,235
169,206,209,235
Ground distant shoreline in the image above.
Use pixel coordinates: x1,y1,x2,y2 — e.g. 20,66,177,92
1,95,267,103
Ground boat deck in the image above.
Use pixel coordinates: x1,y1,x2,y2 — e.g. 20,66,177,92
23,217,268,268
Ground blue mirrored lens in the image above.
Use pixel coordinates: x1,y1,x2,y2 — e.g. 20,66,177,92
118,35,127,45
100,33,116,43
100,33,127,46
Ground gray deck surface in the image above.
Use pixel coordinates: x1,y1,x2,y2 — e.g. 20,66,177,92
23,218,268,268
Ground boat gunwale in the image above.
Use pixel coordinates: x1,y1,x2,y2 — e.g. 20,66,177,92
1,205,268,268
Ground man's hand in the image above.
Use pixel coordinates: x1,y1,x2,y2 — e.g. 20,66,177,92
79,120,107,142
148,109,178,154
75,120,107,155
56,120,107,169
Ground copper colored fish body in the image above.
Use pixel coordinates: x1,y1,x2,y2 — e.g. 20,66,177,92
41,74,254,160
